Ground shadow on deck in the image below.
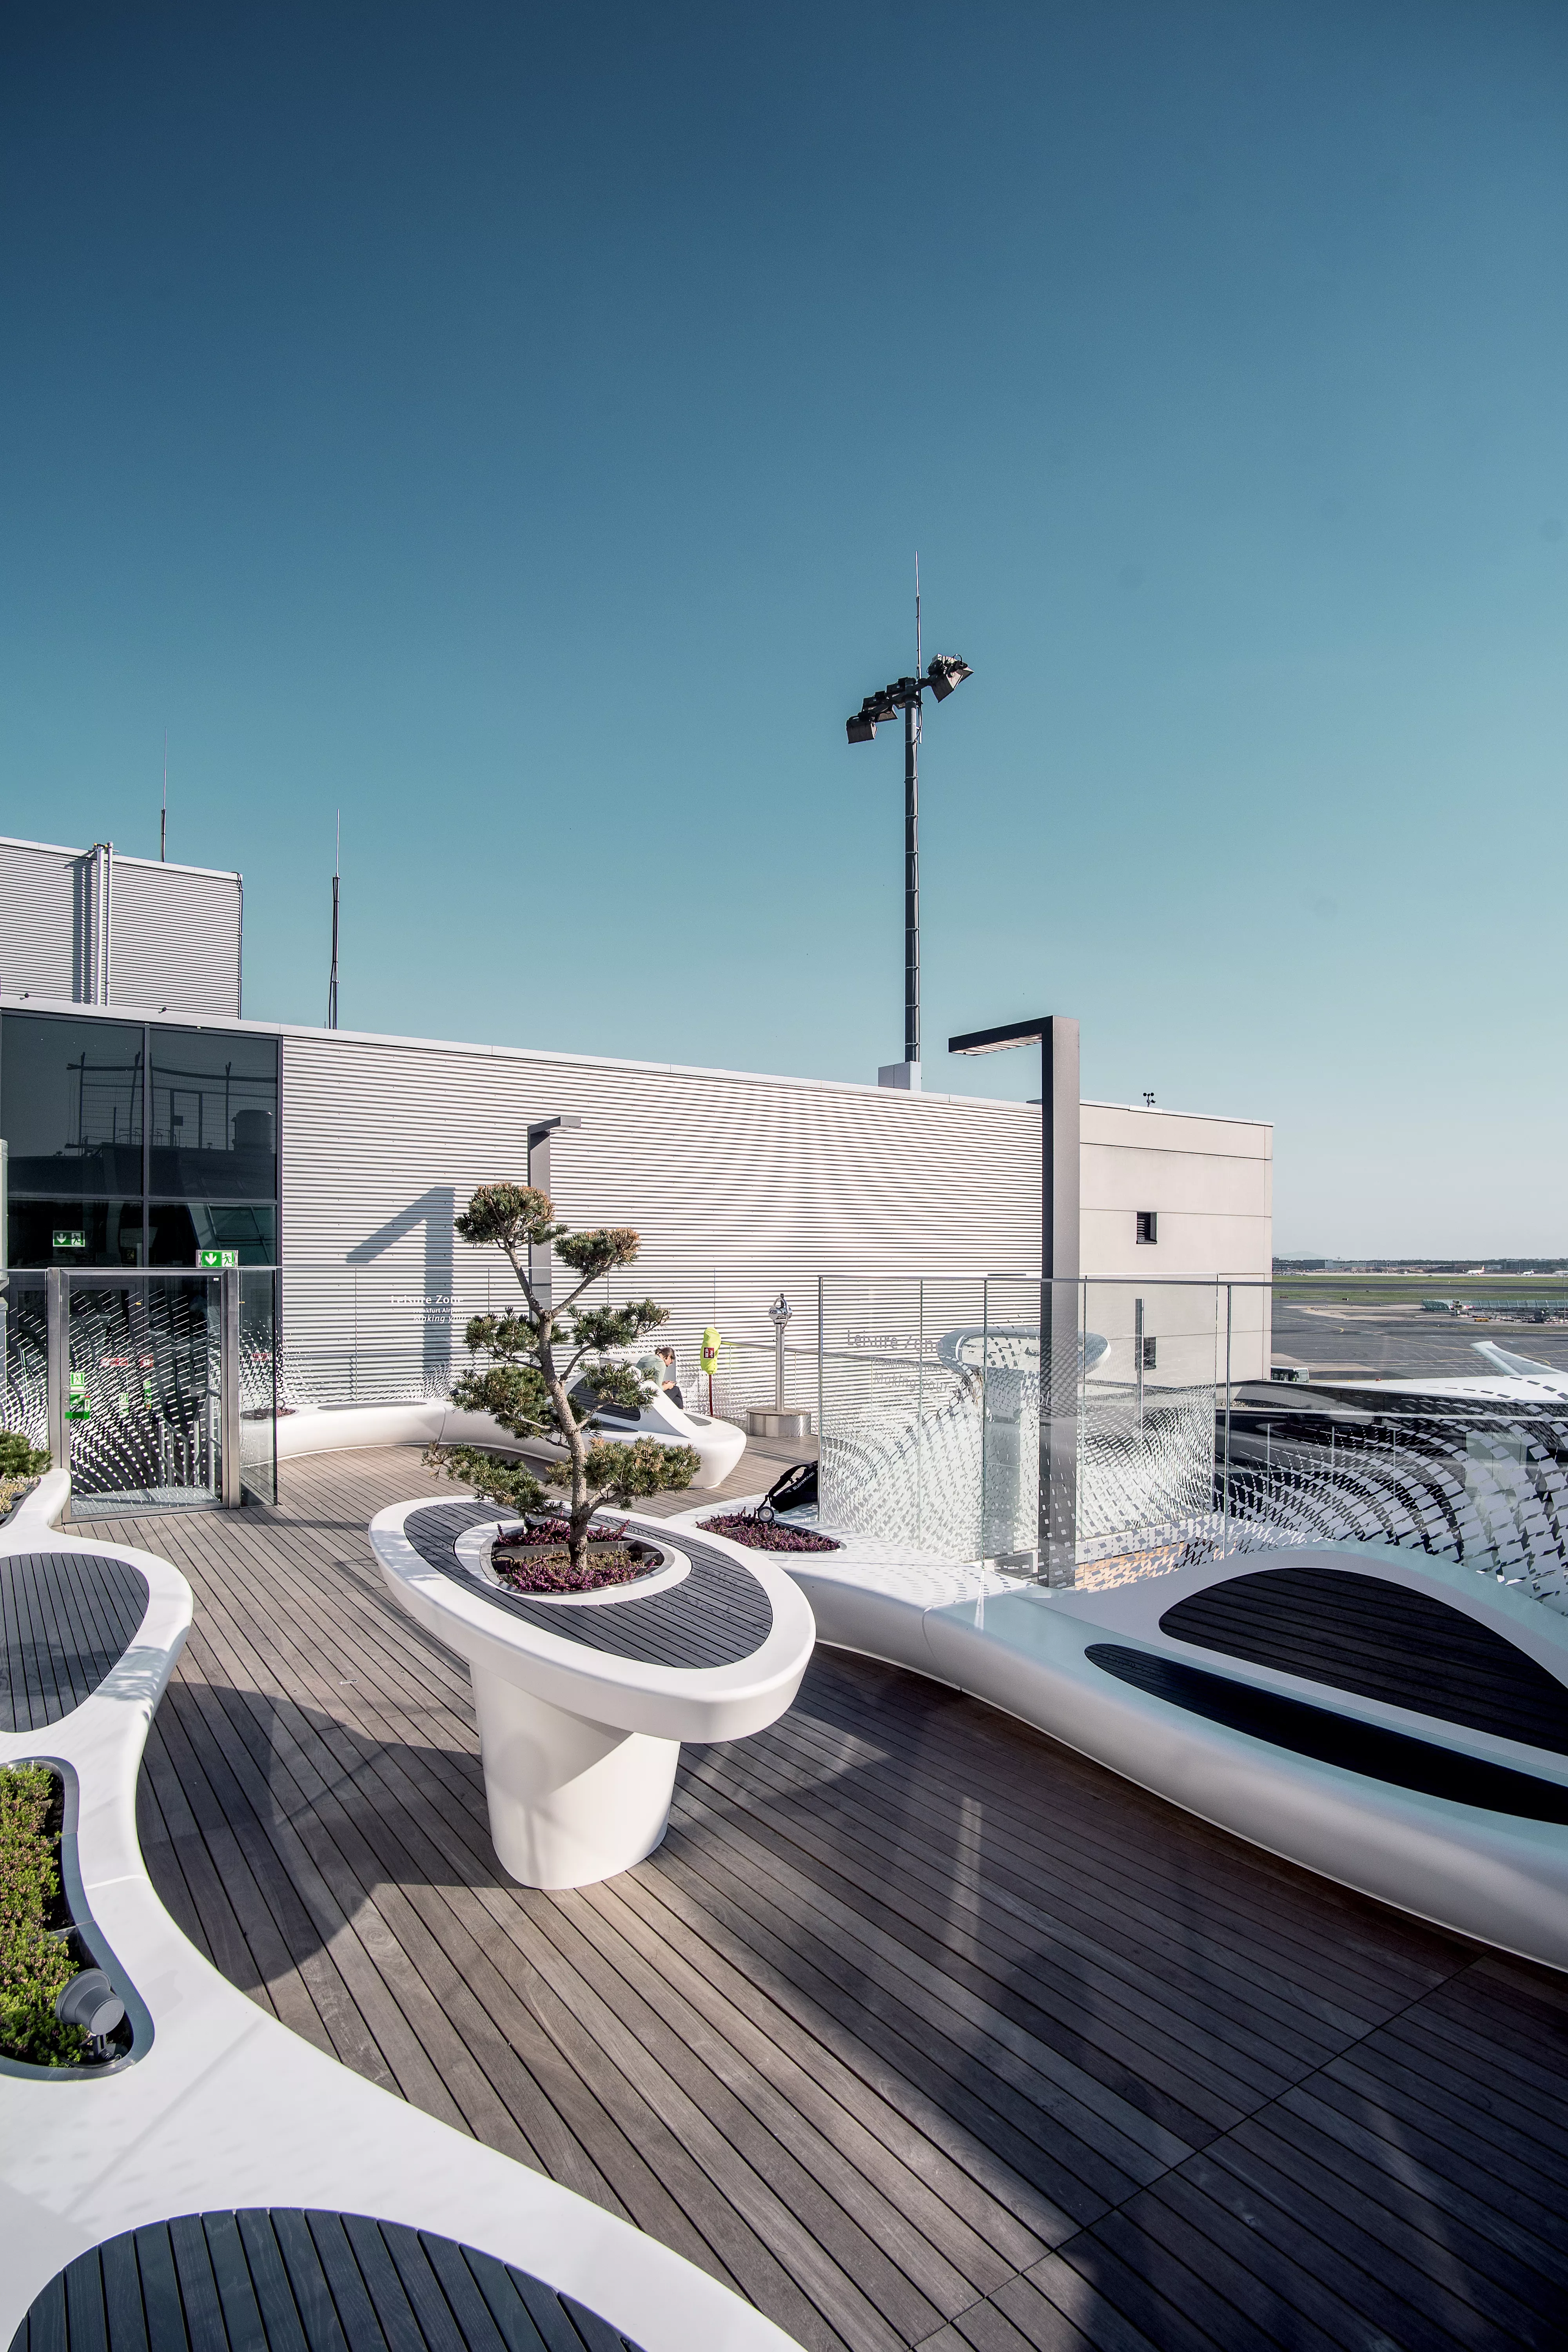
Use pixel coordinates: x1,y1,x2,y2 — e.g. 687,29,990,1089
85,1448,1568,2352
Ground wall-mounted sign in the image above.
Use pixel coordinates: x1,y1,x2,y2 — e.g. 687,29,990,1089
67,1371,91,1423
52,1230,85,1250
198,1249,240,1269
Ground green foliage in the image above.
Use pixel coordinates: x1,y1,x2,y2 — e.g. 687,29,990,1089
566,1437,702,1506
0,1765,88,2068
554,1227,642,1282
454,1183,562,1255
452,1179,699,1564
0,1434,49,1479
423,1445,548,1517
571,1300,668,1354
423,1435,699,1521
449,1360,554,1442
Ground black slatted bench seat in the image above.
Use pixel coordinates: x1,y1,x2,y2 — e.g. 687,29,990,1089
1089,1642,1568,1820
1158,1562,1568,1752
7,2211,644,2352
1,1551,149,1731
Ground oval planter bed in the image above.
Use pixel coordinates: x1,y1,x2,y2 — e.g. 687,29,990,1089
699,1513,842,1555
371,1498,817,1889
0,1761,137,2078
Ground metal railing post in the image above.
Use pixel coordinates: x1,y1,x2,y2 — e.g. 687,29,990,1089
220,1268,242,1506
47,1267,68,1477
1222,1282,1233,1557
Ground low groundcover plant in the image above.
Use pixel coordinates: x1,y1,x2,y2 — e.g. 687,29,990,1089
700,1514,842,1554
0,1763,88,2068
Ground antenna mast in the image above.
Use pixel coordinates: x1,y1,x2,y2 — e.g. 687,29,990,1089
327,811,340,1029
160,731,168,862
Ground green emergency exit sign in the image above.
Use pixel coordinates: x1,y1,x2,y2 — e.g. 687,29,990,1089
198,1250,240,1269
52,1230,85,1250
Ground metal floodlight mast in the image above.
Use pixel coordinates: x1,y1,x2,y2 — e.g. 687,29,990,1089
844,637,972,1087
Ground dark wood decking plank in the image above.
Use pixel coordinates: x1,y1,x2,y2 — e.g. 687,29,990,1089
526,1885,972,2341
650,1822,1129,2232
735,1716,1372,2060
1231,2099,1568,2297
1323,2048,1568,2193
690,1719,1340,2102
668,1768,1216,2167
131,1751,220,1972
774,1657,1466,2018
1194,2120,1562,2343
1276,2079,1568,2263
760,1697,1452,2046
150,1573,661,2228
1354,2014,1568,2159
606,1854,1078,2249
585,1871,1047,2289
149,1684,392,2076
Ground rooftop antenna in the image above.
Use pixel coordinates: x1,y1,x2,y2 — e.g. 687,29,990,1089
327,811,340,1030
914,553,922,753
160,731,167,862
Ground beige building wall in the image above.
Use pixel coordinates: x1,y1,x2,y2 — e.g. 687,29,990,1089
1080,1102,1273,1382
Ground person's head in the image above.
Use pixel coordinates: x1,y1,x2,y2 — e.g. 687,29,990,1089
656,1345,675,1366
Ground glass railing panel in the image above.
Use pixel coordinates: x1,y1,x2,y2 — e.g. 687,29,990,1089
65,1272,220,1515
2,1270,49,1452
239,1267,278,1504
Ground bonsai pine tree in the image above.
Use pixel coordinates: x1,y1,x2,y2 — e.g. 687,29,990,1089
426,1181,699,1570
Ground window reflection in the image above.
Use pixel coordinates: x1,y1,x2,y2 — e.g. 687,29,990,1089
149,1028,277,1200
0,1014,144,1196
147,1202,276,1267
7,1199,145,1269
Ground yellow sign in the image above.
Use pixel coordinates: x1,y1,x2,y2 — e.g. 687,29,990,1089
699,1327,722,1376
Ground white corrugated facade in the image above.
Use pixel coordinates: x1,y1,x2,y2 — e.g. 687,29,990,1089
0,837,241,1020
273,1024,1271,1385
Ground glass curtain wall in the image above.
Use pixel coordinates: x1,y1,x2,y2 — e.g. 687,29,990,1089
1,1009,278,1270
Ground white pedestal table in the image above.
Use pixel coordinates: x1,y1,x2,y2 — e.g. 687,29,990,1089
370,1498,816,1889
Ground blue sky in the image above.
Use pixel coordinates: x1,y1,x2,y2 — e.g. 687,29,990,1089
2,1,1564,1254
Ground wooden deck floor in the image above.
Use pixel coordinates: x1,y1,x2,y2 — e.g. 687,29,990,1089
84,1449,1568,2352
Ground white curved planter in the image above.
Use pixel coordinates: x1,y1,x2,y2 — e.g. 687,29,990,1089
669,1500,1568,1974
371,1501,816,1889
0,1489,802,2350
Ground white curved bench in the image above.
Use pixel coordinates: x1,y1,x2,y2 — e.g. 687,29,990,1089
371,1499,815,1888
667,1497,1568,1975
573,1387,749,1488
0,1481,802,2352
267,1391,748,1487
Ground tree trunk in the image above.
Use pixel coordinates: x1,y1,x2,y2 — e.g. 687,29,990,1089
533,1320,593,1570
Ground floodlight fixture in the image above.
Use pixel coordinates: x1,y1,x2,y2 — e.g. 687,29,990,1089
926,655,973,701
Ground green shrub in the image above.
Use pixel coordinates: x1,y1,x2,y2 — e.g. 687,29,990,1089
0,1765,87,2067
0,1433,49,1479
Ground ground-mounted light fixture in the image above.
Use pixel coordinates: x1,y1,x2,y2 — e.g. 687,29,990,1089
949,1015,1080,1588
526,1116,581,1310
846,641,973,1091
